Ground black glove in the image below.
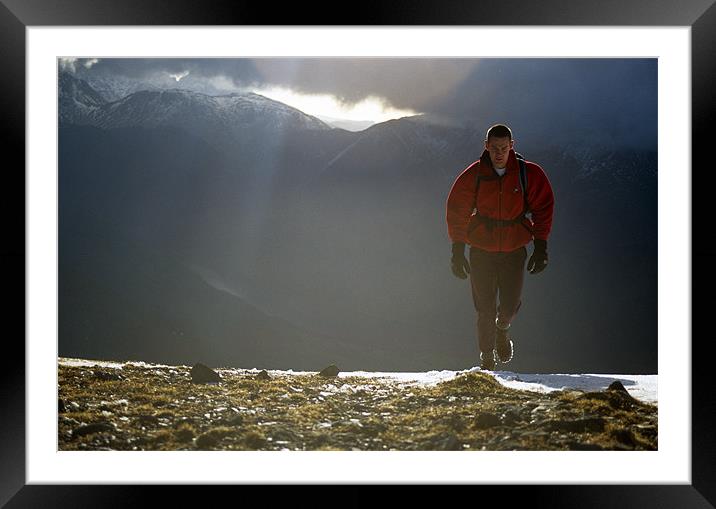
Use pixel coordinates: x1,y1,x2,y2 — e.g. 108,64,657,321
527,239,548,274
450,242,471,279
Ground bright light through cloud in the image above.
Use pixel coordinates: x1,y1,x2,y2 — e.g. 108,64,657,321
83,58,99,69
253,86,419,123
169,70,190,82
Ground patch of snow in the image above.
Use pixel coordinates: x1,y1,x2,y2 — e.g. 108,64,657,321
338,369,463,385
338,368,657,404
59,358,126,369
58,357,178,370
489,371,658,405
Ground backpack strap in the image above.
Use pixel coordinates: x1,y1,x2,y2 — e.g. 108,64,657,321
517,154,529,216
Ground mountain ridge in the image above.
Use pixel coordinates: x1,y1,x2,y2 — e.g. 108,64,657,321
59,71,332,143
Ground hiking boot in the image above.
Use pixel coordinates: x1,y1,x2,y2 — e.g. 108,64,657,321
480,350,496,371
495,323,514,364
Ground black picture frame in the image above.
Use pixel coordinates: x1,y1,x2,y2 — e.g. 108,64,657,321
3,0,712,505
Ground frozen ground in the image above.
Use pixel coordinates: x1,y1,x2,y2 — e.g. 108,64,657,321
58,357,657,405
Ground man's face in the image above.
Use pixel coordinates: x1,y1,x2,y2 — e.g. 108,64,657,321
485,136,514,168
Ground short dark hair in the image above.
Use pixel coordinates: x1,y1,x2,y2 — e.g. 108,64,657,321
486,124,513,141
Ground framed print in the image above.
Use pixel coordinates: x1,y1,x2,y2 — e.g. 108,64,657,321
3,0,713,505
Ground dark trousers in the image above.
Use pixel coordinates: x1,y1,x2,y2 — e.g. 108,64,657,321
469,246,528,354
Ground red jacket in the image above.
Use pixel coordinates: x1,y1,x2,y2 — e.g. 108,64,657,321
446,149,554,252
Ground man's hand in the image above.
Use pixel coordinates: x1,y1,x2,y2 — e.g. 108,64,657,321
450,242,471,279
527,239,548,274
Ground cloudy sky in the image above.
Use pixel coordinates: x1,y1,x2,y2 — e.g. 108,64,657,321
60,57,657,144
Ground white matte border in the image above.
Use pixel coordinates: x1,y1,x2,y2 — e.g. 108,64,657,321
27,26,690,484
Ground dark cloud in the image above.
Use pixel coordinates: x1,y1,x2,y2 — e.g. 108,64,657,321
66,58,478,110
67,57,656,147
249,59,477,110
71,57,263,83
421,58,658,148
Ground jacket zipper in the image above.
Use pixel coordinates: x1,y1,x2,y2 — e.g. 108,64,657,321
498,176,503,252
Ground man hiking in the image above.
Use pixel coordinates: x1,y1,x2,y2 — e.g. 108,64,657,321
446,124,555,370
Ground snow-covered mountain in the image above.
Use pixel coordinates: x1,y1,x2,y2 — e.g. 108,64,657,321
58,71,107,125
59,71,331,150
96,89,330,132
67,69,164,102
70,65,240,101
